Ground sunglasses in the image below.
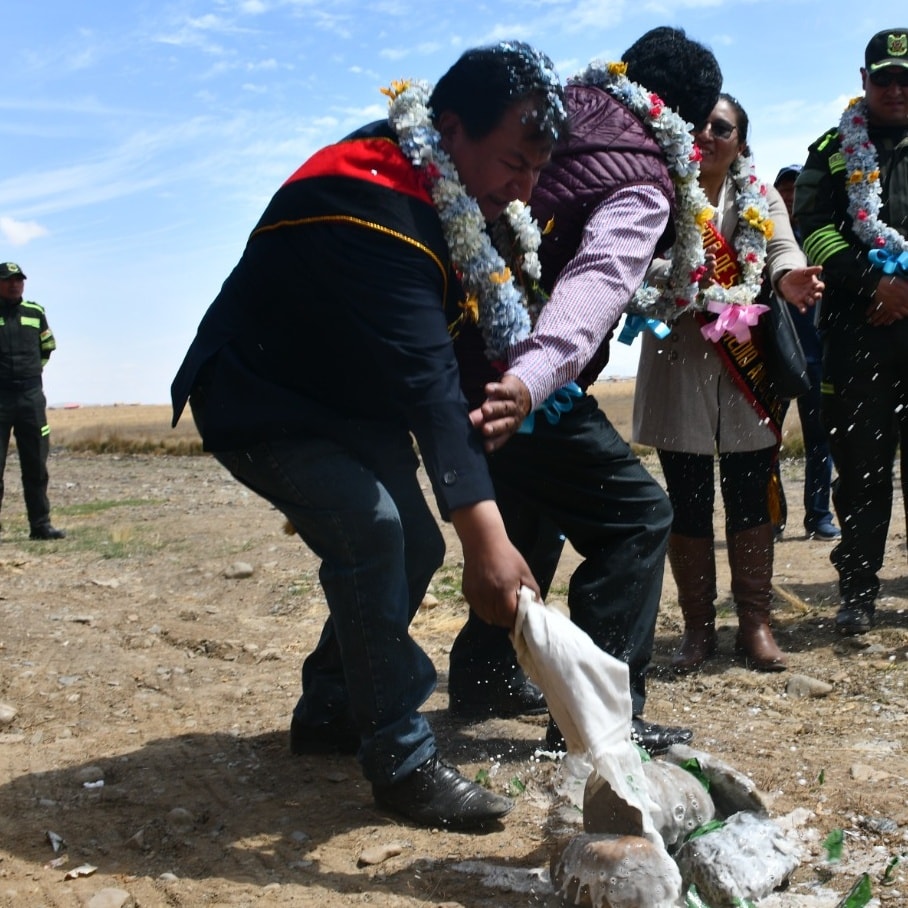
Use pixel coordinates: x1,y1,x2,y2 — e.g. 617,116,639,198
869,68,908,88
698,119,738,141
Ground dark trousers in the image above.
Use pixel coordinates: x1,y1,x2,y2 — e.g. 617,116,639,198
0,385,51,530
822,326,908,607
779,358,834,530
191,393,445,785
450,394,672,717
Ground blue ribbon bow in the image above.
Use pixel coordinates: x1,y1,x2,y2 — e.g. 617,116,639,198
618,314,671,345
868,248,908,277
517,382,584,434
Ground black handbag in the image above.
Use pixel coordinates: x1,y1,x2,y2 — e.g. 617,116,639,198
757,286,811,400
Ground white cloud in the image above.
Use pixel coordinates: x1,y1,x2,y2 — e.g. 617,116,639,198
0,217,50,246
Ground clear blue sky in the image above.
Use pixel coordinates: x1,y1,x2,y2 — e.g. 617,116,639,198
2,1,896,405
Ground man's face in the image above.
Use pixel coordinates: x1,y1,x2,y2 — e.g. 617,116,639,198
862,65,908,127
438,101,553,222
0,276,25,302
775,178,797,219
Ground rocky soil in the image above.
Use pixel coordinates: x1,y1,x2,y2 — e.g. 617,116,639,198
1,406,907,906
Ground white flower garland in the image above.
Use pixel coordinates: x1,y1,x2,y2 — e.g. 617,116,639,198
572,62,711,320
573,63,775,320
700,153,774,308
839,97,908,272
384,79,545,360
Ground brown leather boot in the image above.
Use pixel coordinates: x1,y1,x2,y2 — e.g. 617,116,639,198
668,534,718,673
727,523,787,672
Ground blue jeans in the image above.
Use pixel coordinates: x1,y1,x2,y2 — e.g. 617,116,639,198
794,359,834,529
209,424,445,786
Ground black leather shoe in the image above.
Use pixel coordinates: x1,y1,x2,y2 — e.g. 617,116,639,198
631,718,693,755
544,717,694,756
373,753,513,829
29,525,66,540
835,604,874,636
449,674,547,720
289,714,359,755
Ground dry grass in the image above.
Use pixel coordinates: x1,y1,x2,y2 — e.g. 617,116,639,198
47,403,202,455
43,381,805,457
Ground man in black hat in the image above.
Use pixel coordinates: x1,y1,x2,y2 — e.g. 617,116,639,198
795,28,908,635
449,26,723,755
0,262,65,540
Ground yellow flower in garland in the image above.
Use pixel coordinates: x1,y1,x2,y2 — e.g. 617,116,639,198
489,267,513,285
380,80,412,100
607,62,628,76
460,295,479,324
695,206,715,228
848,169,864,185
743,206,774,239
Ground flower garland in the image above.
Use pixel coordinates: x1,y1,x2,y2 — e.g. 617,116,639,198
839,97,908,275
383,79,545,360
700,152,775,309
572,61,712,321
573,63,776,324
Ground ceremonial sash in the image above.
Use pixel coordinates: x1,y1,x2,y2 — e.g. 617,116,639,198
695,221,785,441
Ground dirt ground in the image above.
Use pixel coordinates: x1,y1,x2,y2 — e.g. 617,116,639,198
1,384,907,907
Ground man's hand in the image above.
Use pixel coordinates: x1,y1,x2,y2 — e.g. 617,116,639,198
468,373,532,453
452,500,540,628
778,266,824,313
867,275,908,326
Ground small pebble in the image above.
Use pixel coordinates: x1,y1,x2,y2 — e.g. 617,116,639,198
0,703,18,726
224,562,254,579
358,843,405,866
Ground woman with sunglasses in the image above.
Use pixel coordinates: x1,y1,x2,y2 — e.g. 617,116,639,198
794,28,908,639
632,92,823,674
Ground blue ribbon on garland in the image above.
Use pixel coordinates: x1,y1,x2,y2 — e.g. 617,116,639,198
869,248,908,277
617,313,671,345
517,382,584,434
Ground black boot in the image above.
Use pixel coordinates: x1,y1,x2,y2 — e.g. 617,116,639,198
835,602,875,636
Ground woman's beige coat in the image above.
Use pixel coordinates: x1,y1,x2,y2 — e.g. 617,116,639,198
632,177,806,455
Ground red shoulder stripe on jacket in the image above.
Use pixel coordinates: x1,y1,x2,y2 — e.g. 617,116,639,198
284,136,432,204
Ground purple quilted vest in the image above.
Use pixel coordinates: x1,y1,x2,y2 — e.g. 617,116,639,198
530,83,677,387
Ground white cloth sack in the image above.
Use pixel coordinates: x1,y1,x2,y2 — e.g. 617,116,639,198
510,587,660,840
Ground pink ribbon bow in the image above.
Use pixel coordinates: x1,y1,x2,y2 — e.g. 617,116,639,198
700,300,768,344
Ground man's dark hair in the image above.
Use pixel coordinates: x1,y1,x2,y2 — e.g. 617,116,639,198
623,26,722,130
429,41,567,143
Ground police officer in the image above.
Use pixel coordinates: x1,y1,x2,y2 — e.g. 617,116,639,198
796,28,908,634
0,262,65,540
